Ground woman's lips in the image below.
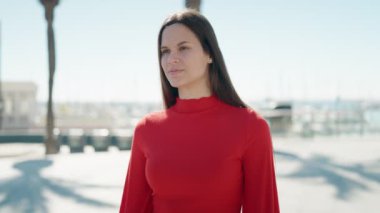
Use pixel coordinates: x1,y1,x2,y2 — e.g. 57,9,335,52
168,69,184,76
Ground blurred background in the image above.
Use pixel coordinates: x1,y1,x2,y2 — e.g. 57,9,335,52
0,0,379,212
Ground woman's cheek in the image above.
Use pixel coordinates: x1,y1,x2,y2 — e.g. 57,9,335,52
160,57,167,70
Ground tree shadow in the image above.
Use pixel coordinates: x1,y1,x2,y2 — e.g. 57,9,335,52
0,159,118,213
274,150,380,200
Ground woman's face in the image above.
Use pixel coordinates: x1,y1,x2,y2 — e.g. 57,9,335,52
160,23,211,89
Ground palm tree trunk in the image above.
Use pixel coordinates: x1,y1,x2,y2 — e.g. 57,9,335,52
41,0,59,154
45,18,58,154
185,0,201,12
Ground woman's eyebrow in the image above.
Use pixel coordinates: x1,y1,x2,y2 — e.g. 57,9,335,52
161,41,191,50
177,41,190,46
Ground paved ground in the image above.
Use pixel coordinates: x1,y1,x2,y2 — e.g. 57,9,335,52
0,136,379,213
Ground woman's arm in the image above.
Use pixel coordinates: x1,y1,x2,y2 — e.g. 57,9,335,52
242,114,280,213
120,119,153,213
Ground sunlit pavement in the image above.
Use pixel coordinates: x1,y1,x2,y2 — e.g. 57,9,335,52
274,136,380,213
0,136,379,213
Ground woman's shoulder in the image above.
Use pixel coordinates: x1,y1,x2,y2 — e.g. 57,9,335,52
215,103,268,134
243,107,269,129
246,107,266,122
134,110,169,130
222,103,265,121
240,107,271,141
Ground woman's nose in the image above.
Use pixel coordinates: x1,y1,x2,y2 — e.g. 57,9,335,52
167,52,180,64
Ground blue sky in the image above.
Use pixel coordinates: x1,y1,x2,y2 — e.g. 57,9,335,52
0,0,379,102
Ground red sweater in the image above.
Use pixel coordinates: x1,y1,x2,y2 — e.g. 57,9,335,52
120,95,280,213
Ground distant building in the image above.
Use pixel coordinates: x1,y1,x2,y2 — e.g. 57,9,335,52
1,82,37,130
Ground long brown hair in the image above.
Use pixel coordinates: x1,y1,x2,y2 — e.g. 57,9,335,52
158,10,248,109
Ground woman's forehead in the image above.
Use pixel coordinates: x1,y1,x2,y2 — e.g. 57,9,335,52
161,24,198,46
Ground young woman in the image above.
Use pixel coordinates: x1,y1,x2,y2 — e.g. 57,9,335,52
120,9,280,213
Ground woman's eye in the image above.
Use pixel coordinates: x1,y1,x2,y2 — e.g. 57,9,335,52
179,46,188,51
161,49,169,55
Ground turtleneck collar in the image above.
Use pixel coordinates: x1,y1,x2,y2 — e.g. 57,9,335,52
171,94,221,113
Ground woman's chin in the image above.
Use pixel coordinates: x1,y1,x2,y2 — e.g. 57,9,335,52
168,81,184,88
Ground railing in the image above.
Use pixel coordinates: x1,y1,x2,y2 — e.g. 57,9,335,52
0,129,133,153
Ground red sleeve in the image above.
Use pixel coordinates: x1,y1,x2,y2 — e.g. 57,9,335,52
242,114,280,213
119,119,153,213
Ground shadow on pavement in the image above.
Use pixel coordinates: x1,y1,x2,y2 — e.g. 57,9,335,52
275,150,380,200
0,159,117,213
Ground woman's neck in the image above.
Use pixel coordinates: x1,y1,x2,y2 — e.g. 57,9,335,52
178,84,212,99
177,74,212,99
